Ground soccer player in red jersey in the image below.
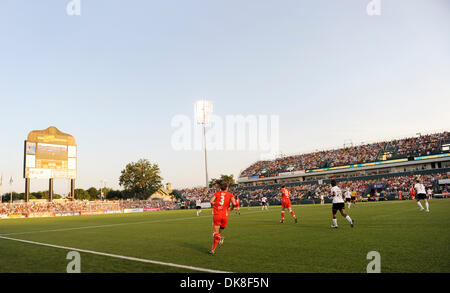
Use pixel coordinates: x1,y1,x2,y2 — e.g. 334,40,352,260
280,185,297,223
209,182,237,255
409,186,415,200
235,195,241,215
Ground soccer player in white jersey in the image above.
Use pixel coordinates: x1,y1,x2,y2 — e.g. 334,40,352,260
261,196,269,211
345,189,352,209
330,180,354,229
195,198,202,216
427,188,433,200
414,179,429,212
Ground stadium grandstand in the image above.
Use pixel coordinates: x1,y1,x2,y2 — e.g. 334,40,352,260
238,131,449,185
0,200,179,218
181,131,450,207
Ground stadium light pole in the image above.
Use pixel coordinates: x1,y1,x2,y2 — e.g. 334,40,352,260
9,176,13,204
100,179,107,200
195,100,213,188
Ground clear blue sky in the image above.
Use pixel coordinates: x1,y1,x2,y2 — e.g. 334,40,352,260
0,0,449,195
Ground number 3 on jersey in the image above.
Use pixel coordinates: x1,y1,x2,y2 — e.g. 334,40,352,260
219,194,225,207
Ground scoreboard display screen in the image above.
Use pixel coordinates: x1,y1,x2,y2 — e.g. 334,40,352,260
24,127,77,179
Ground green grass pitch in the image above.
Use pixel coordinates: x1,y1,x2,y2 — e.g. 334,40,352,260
0,199,449,273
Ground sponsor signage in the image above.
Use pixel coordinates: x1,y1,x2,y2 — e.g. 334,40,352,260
143,208,161,212
124,208,144,213
103,210,123,214
414,153,450,161
200,203,212,209
438,179,450,185
27,212,55,218
305,158,409,173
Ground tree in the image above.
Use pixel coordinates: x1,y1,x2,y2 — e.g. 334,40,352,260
209,174,236,188
119,158,163,199
105,189,123,200
74,188,90,200
87,187,99,200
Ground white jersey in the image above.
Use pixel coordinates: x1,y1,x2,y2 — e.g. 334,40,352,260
196,199,201,206
414,183,426,194
261,197,267,203
331,186,344,204
345,191,351,199
427,189,432,195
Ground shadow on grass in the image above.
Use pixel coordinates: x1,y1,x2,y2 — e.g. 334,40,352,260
178,242,209,254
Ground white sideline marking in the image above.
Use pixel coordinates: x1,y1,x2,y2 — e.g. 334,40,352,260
0,235,232,273
0,210,267,237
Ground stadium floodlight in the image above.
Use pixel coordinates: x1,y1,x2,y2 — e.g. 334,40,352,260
100,179,107,200
9,176,13,204
194,100,213,188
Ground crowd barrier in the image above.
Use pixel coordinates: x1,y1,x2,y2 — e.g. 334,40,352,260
0,207,162,219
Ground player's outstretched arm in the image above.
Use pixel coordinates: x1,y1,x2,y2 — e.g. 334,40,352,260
230,196,237,210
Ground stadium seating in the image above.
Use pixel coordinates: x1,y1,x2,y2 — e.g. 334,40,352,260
239,131,449,178
181,169,449,207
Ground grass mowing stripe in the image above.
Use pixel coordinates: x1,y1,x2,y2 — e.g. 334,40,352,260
0,210,268,236
0,235,232,273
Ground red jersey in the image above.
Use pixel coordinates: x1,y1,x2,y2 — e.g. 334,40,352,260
281,188,290,199
212,191,235,216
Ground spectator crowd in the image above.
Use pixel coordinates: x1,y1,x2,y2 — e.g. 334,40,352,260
181,172,449,206
0,199,178,216
240,132,449,177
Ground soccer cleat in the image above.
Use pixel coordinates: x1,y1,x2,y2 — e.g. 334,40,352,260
426,210,430,212
280,219,284,223
351,219,355,228
331,225,338,229
218,237,224,248
208,250,215,255
294,217,298,224
420,208,424,211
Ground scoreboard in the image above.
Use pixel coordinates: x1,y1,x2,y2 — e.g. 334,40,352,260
24,126,77,179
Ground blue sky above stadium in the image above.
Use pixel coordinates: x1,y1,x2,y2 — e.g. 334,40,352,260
0,0,449,194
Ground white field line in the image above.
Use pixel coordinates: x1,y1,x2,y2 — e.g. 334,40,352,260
0,210,267,237
0,235,231,273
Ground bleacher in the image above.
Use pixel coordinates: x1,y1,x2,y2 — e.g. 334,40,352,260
239,131,449,178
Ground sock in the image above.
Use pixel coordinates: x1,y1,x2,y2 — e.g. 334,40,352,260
197,211,199,216
281,211,285,221
425,202,429,211
417,201,424,209
211,232,221,251
290,211,296,218
332,219,337,227
345,215,353,224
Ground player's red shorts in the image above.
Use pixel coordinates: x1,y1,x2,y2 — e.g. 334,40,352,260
282,198,291,209
213,213,229,228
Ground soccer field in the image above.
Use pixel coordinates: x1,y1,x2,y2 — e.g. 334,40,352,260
0,199,449,273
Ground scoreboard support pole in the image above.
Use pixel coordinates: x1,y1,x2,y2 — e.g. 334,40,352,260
49,178,54,201
25,178,30,203
70,179,75,201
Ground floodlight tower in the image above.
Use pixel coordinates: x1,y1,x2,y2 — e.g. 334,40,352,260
9,177,13,204
194,100,213,188
100,179,107,200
